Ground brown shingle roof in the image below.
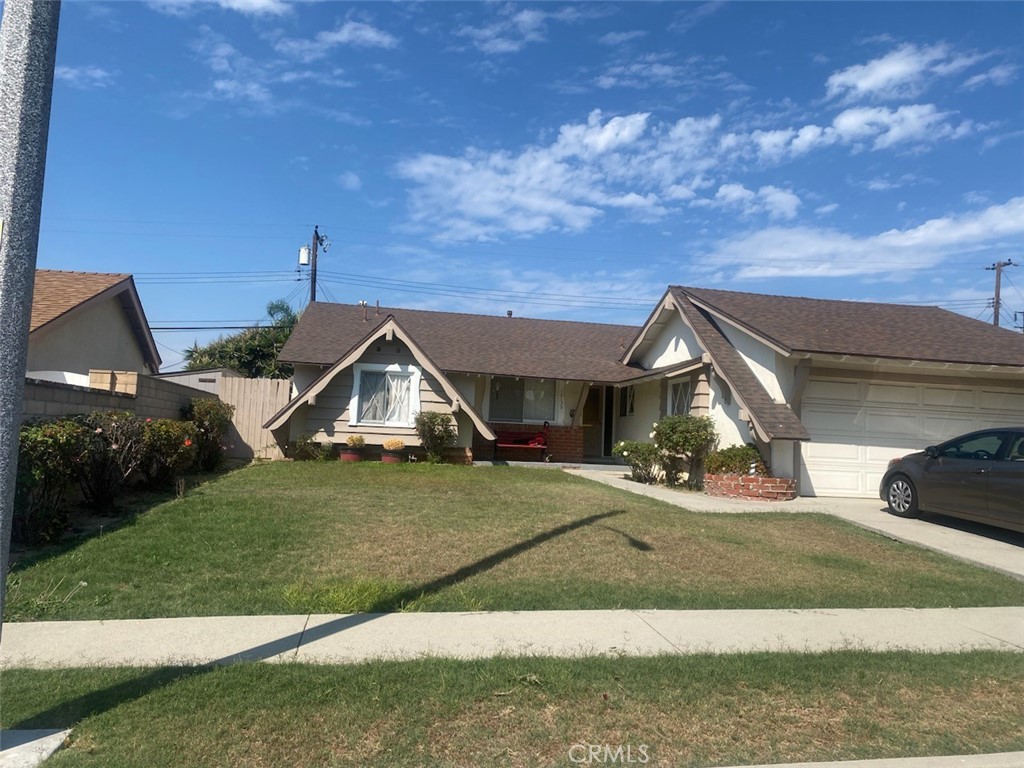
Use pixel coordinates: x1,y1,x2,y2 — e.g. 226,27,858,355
280,302,642,382
673,294,809,441
677,285,1024,367
31,270,132,332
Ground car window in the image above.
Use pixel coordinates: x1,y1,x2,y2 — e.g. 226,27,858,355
1003,432,1024,462
938,432,1004,461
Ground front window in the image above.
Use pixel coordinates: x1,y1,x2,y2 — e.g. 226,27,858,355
489,377,555,422
350,363,421,427
619,385,635,417
667,380,690,415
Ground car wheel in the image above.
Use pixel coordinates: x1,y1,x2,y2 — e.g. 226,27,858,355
885,475,919,518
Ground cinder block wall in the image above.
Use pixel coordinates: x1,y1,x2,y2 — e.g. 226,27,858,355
22,378,133,421
21,371,213,423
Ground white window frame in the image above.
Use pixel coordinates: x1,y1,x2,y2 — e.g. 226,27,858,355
667,380,690,416
349,362,422,428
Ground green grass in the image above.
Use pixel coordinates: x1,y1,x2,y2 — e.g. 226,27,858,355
6,462,1024,620
2,653,1022,767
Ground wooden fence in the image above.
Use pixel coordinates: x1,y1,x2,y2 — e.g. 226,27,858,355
218,378,292,461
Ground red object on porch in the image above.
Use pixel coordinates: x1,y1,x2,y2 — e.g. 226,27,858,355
493,421,549,461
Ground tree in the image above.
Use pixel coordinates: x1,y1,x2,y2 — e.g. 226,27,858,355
184,300,298,379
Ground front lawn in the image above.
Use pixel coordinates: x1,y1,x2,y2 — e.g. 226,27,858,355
6,463,1023,620
3,653,1022,767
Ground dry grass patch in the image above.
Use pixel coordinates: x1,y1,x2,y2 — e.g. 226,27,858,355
3,654,1022,767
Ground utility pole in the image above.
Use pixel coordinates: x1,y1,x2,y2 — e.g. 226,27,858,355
310,225,319,303
0,0,61,641
305,225,329,304
985,259,1016,327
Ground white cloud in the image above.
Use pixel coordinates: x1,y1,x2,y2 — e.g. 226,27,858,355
598,30,647,46
149,0,290,17
338,171,362,191
779,104,975,157
700,197,1024,279
815,203,839,215
275,21,398,62
694,183,801,219
55,65,114,89
827,44,949,101
595,54,684,90
962,64,1017,90
826,43,998,102
456,6,582,55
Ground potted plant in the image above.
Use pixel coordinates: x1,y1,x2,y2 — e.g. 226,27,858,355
339,435,365,462
381,438,405,464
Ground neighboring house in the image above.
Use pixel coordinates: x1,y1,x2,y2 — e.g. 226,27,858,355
153,367,244,394
266,287,1024,498
28,270,161,385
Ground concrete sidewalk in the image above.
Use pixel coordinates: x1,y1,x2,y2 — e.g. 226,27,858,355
566,469,1024,580
1,607,1021,668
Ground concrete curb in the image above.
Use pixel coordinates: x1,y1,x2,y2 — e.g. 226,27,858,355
0,729,70,768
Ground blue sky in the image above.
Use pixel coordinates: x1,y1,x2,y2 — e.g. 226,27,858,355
38,0,1024,369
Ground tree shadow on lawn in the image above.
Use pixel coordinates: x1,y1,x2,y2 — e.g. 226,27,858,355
7,509,631,730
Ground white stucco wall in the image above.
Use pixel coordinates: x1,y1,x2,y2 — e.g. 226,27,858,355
717,320,796,404
291,364,323,396
640,311,703,369
707,373,751,449
613,381,662,443
27,297,149,376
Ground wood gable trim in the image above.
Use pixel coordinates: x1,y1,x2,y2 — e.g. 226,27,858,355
620,288,676,364
264,316,495,441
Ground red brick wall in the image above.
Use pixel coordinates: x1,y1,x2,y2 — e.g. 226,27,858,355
703,474,797,502
473,422,585,463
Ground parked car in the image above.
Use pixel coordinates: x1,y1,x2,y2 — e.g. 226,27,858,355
880,427,1024,533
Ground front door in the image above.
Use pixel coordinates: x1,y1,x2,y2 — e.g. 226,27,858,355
582,386,603,458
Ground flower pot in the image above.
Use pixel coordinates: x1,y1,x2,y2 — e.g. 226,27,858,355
381,450,404,464
339,447,363,463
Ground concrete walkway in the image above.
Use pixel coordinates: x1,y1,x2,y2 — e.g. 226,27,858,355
0,730,69,768
1,607,1021,669
566,469,1024,580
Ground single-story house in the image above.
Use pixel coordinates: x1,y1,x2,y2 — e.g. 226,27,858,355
28,269,161,386
265,286,1024,498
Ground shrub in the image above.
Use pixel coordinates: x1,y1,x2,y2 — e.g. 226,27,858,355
612,440,660,485
141,419,199,488
288,434,332,461
414,411,456,463
14,419,89,545
651,414,719,488
382,438,405,451
186,398,235,471
706,444,767,476
75,411,146,511
345,434,365,449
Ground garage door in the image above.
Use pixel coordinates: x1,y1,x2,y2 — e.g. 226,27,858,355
800,377,1024,498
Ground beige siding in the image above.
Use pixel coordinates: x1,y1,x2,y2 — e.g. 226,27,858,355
301,343,455,446
28,297,149,376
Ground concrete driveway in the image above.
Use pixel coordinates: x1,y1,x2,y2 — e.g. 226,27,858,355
567,469,1024,581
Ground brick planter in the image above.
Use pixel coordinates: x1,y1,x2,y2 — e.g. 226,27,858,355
703,474,797,501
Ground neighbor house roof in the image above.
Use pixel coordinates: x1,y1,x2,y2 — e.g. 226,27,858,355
30,270,161,371
675,286,1024,367
280,302,643,383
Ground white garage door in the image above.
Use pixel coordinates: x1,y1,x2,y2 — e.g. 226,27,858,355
800,377,1024,498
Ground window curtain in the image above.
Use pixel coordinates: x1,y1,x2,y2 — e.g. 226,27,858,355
359,372,387,423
